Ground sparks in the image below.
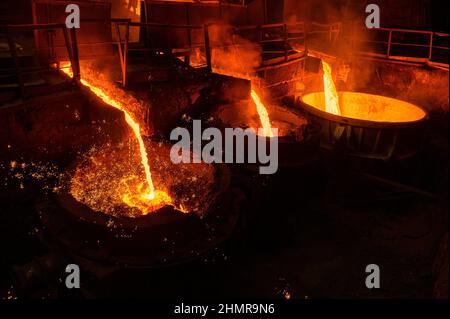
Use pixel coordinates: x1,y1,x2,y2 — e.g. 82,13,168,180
60,63,156,200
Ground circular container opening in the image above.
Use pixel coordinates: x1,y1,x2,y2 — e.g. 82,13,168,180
67,140,220,219
302,92,427,124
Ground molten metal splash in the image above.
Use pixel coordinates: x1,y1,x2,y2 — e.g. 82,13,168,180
69,142,216,218
120,175,174,215
250,89,273,137
59,62,174,214
322,61,341,116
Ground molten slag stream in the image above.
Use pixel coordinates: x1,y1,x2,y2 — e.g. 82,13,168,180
322,61,341,116
60,64,155,200
250,89,273,137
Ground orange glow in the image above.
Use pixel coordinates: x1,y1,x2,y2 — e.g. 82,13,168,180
205,38,272,138
250,89,274,137
302,92,427,123
322,61,341,116
60,62,175,213
69,141,214,218
120,175,186,215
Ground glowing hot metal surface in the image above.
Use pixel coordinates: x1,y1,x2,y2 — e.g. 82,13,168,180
250,89,274,137
60,62,174,214
322,61,341,116
302,92,427,123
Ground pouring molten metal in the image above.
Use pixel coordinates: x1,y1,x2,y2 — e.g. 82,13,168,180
209,64,274,137
68,141,217,218
313,60,426,122
250,89,274,137
322,61,341,116
59,62,212,216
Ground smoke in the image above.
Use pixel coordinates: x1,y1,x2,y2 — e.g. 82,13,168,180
284,0,379,93
287,0,448,123
208,24,262,80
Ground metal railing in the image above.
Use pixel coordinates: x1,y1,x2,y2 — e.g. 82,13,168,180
113,21,209,87
234,21,307,64
0,19,312,100
308,22,341,46
112,21,307,87
0,23,80,100
346,23,449,68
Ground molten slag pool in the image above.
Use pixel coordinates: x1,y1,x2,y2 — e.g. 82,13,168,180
300,91,428,160
301,91,427,124
68,140,218,218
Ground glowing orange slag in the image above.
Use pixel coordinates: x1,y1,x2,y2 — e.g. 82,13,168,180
250,89,273,137
302,91,427,123
322,61,341,116
120,175,174,215
60,62,175,214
